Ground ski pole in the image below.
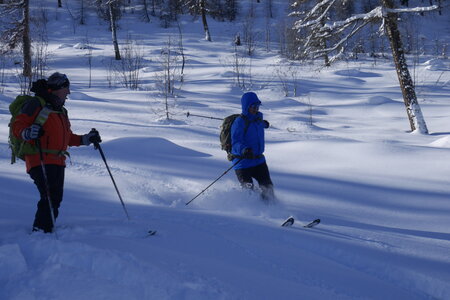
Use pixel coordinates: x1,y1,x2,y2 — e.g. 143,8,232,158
186,111,223,120
186,159,242,206
93,139,130,220
35,139,58,239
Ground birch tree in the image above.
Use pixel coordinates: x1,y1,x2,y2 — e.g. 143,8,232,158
200,0,212,41
292,0,439,134
185,0,211,40
381,0,429,133
95,0,123,60
108,0,122,60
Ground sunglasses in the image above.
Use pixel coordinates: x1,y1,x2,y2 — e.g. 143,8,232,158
249,104,260,109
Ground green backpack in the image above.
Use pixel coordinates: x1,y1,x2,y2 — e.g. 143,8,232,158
8,95,59,164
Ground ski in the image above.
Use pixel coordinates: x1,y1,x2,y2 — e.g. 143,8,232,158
281,216,295,227
147,230,157,236
281,217,320,228
303,218,320,228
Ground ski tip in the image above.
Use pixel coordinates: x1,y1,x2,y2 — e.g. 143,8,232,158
304,219,321,228
281,216,295,227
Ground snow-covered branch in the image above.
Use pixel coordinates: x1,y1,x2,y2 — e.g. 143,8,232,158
321,6,383,32
292,0,337,30
295,3,440,58
311,20,370,58
296,4,439,33
385,5,439,15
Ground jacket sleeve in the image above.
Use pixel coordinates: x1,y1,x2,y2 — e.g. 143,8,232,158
231,117,247,156
69,133,83,147
66,117,83,147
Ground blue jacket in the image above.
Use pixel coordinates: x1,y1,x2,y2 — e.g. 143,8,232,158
231,92,267,170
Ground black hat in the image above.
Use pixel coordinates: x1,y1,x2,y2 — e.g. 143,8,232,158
47,72,70,90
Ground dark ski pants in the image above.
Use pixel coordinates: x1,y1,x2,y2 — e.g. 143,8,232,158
29,165,65,233
234,162,274,201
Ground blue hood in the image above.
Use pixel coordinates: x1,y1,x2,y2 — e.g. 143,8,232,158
241,92,262,117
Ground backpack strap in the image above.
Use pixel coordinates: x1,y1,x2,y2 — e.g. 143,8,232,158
35,106,70,159
31,99,70,159
33,97,67,125
34,106,53,126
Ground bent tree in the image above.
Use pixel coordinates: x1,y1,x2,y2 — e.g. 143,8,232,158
292,0,439,133
381,0,428,133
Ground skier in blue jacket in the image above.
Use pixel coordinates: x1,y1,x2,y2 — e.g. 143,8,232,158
231,92,274,201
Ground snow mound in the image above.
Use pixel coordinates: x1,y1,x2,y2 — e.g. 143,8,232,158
423,59,448,71
141,67,153,73
335,69,382,78
56,44,73,49
73,43,93,50
263,98,306,109
69,92,108,102
103,137,210,160
366,96,397,105
221,71,235,78
338,76,366,85
429,136,450,148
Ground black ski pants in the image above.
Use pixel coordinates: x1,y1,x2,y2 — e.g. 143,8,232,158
29,164,65,233
234,161,274,200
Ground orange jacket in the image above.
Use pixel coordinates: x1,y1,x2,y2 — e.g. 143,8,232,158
13,98,82,173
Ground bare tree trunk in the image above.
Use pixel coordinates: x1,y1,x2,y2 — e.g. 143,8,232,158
165,38,171,119
200,0,212,41
22,0,32,78
177,21,186,82
109,2,121,60
382,0,428,133
319,28,330,66
142,0,151,22
80,0,85,25
318,1,330,67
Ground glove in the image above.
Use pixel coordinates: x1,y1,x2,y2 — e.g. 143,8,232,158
82,128,102,146
263,120,270,128
22,124,44,141
242,148,254,159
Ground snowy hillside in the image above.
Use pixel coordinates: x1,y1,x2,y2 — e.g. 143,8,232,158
0,1,449,299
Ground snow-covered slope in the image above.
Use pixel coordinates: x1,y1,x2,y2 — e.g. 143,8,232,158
0,1,449,299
